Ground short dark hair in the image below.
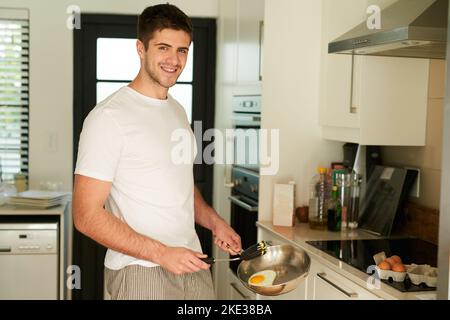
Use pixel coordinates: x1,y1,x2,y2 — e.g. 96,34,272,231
138,4,193,49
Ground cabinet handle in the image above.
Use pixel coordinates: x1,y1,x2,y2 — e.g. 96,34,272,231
317,272,358,298
349,54,358,114
231,282,251,300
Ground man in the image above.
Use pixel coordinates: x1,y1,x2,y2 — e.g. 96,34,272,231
72,4,241,300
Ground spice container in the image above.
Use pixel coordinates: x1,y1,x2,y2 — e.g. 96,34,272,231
14,173,27,192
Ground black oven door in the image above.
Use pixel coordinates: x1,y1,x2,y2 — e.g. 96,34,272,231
229,194,258,275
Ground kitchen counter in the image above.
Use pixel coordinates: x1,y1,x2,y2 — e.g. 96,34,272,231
256,221,437,300
0,204,68,216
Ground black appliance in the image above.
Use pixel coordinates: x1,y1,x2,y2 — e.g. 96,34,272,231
229,167,259,275
306,238,438,293
229,95,261,275
343,143,359,170
343,143,382,181
232,95,261,172
358,166,418,236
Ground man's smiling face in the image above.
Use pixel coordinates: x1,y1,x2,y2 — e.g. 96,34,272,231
139,28,191,90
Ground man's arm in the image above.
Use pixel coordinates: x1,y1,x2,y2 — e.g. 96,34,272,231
194,187,242,255
73,174,209,275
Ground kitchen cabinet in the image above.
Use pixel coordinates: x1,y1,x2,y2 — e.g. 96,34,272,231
319,0,429,146
236,0,264,83
220,0,264,84
307,257,381,300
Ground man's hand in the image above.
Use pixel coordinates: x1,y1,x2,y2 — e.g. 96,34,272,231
153,246,211,275
212,217,242,255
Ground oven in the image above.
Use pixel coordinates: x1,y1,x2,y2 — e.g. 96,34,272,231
232,95,261,172
229,95,261,275
229,167,259,274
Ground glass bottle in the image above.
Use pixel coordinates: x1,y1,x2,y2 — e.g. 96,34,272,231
348,174,361,229
336,172,352,230
309,167,331,230
327,186,342,232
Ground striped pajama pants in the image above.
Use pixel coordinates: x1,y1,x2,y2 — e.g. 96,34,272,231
104,265,216,300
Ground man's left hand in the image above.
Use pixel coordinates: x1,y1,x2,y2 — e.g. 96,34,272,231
212,217,242,255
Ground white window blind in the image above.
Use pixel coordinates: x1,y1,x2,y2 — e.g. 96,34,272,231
0,11,29,183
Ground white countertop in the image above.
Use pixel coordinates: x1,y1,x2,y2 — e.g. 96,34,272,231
0,204,68,216
256,221,437,300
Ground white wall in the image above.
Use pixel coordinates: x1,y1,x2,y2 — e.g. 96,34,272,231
0,0,218,191
259,0,343,222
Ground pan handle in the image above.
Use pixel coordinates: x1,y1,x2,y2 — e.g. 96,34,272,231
230,283,251,300
316,273,358,298
201,257,215,265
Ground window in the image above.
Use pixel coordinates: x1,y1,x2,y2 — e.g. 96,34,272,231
0,9,29,183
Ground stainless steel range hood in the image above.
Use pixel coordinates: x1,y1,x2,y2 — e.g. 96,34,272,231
329,0,449,59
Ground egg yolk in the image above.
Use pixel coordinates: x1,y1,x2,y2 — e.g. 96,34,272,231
249,275,265,284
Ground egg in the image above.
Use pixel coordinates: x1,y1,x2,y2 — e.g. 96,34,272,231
384,257,395,266
378,261,392,270
390,255,402,264
391,263,406,273
248,270,277,287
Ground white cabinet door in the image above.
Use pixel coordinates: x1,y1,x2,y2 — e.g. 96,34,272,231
236,0,264,83
359,56,429,146
219,0,238,84
319,0,366,131
320,0,430,146
308,258,382,300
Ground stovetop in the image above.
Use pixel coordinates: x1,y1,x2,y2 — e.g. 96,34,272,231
306,238,438,293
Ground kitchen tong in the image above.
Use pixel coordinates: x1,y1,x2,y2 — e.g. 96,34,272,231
201,240,272,265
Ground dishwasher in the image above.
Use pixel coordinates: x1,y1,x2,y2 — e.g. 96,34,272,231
0,218,59,299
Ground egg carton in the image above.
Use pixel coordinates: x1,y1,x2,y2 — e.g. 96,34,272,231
373,266,407,282
372,251,407,283
406,264,438,287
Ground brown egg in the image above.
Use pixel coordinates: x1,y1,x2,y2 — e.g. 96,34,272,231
378,261,392,270
391,263,406,273
384,257,395,266
390,255,402,264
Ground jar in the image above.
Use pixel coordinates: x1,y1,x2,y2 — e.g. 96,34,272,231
336,172,361,230
14,173,27,193
336,172,352,230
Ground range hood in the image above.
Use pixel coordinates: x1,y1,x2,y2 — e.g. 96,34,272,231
329,0,449,59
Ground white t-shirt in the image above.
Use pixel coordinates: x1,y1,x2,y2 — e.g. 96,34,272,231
75,86,201,270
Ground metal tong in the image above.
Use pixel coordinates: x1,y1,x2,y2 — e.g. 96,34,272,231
201,241,272,265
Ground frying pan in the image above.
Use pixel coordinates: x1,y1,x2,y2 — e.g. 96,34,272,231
237,244,311,296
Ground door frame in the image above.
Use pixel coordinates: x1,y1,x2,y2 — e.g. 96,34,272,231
437,6,450,300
